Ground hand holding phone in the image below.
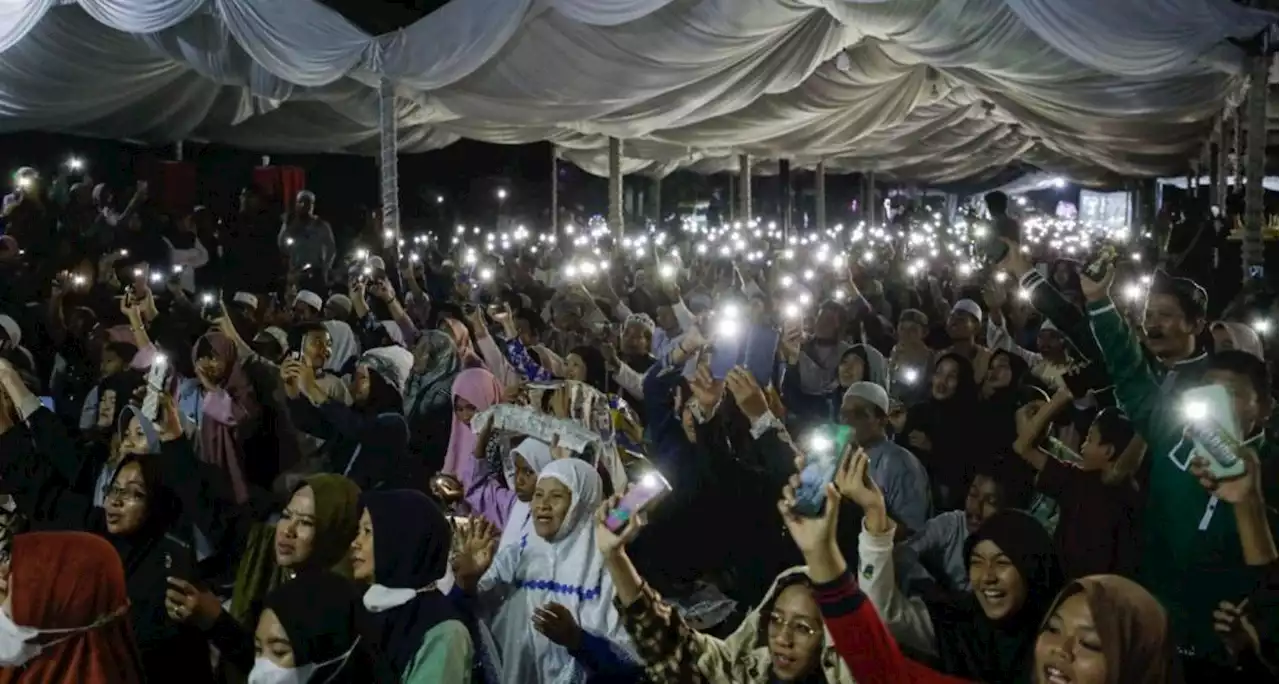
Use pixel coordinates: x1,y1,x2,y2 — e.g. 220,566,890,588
604,472,671,533
1181,384,1245,479
792,425,853,517
142,354,170,421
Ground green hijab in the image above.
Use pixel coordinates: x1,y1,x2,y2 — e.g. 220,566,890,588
230,474,362,625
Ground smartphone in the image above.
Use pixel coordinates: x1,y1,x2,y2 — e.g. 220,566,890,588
605,471,672,533
38,396,54,412
142,355,170,421
741,325,780,386
1083,245,1117,282
199,292,220,319
708,337,743,380
162,533,196,582
978,215,1020,264
792,425,853,517
1181,384,1244,478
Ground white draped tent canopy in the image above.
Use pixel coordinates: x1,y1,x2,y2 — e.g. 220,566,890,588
0,0,1273,183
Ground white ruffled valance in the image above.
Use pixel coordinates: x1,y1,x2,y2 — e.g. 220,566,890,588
0,0,1272,181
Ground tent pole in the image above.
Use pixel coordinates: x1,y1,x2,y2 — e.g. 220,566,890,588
377,78,400,262
550,145,558,233
815,160,827,234
1241,48,1268,284
738,154,751,222
608,138,624,240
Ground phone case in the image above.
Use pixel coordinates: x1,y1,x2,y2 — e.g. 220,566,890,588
142,358,169,421
605,472,671,532
1181,384,1244,479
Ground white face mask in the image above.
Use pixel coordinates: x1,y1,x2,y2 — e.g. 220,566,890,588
0,603,128,668
361,583,434,614
248,637,359,684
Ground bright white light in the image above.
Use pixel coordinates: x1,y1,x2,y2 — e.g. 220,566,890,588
716,318,740,339
803,269,815,281
565,264,578,278
640,473,659,489
409,253,420,263
1015,196,1027,207
958,263,973,277
201,293,215,305
833,288,846,301
1252,318,1272,335
1051,177,1066,189
784,303,801,319
171,264,183,274
807,434,833,452
995,272,1009,284
382,229,394,240
355,248,369,260
71,274,86,286
902,367,920,384
436,195,444,204
496,188,508,201
1017,288,1030,301
721,303,740,319
479,268,494,282
67,157,84,171
799,293,812,306
1130,252,1142,263
781,275,794,287
1182,400,1208,422
1123,283,1143,302
149,272,162,284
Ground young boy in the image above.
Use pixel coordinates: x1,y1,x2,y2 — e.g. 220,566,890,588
1013,387,1143,580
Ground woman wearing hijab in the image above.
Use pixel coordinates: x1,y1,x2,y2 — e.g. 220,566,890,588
163,474,364,678
594,489,855,684
497,439,556,553
1210,321,1265,359
439,368,515,529
856,471,1065,683
0,532,144,683
452,459,641,684
782,467,1183,684
253,571,394,684
177,332,261,503
351,490,473,683
284,346,416,492
405,330,462,472
900,353,981,511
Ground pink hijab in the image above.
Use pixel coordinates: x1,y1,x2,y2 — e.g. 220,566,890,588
441,367,502,477
192,332,259,503
444,318,484,369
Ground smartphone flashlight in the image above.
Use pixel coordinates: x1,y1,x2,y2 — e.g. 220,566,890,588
132,267,144,278
285,237,295,246
716,318,740,339
565,264,579,278
15,176,31,190
149,272,163,284
171,264,183,274
1123,283,1143,302
807,433,833,453
383,229,394,240
783,302,801,320
639,472,660,489
67,157,84,171
901,367,920,385
830,255,846,270
409,252,421,263
780,275,795,288
72,274,86,287
721,303,740,320
832,288,846,301
1251,318,1271,335
1182,399,1208,422
994,272,1008,284
659,264,676,280
479,267,494,282
361,266,373,277
201,293,215,306
355,248,369,260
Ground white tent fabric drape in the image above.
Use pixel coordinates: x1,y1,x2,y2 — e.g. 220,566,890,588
0,0,1272,182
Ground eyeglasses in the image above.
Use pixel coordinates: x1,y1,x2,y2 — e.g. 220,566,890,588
767,612,819,640
102,484,147,504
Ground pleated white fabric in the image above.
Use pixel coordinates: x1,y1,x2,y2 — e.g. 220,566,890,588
0,0,1271,181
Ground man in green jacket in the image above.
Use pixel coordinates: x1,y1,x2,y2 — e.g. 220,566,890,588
1082,268,1276,672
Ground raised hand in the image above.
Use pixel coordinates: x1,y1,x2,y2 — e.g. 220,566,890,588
532,602,583,648
688,361,724,414
594,494,645,558
724,366,768,421
164,577,220,630
778,479,840,556
451,516,499,592
1189,446,1263,505
1079,259,1115,303
834,447,885,514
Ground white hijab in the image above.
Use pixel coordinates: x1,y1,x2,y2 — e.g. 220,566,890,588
323,319,359,373
498,439,556,553
478,458,633,684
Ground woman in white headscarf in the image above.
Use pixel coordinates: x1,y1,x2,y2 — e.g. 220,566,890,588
452,459,639,684
497,439,556,553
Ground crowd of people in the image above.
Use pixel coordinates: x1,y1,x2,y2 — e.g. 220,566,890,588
0,164,1274,684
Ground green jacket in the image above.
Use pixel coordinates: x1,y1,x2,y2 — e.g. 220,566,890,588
1088,298,1276,661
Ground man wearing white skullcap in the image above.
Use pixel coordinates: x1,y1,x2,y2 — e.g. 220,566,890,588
278,189,335,289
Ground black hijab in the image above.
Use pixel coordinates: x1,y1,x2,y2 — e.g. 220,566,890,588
360,490,462,677
927,509,1065,683
263,571,395,683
